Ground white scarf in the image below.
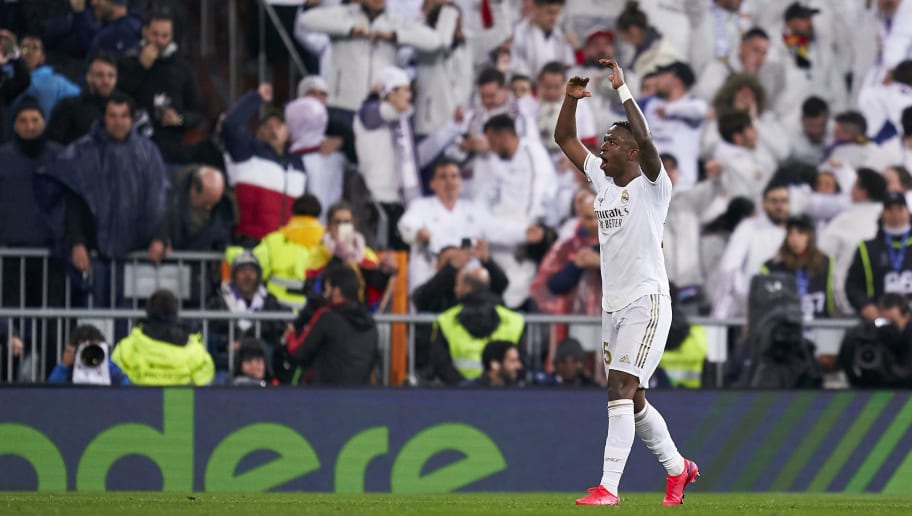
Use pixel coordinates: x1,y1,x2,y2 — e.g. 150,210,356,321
221,282,267,332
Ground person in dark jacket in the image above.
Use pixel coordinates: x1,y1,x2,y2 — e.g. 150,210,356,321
43,92,169,307
846,192,912,321
117,8,201,162
206,251,290,370
284,265,379,386
46,51,118,145
159,165,235,251
0,97,66,308
424,266,526,386
68,0,142,59
412,241,509,313
462,340,523,387
0,29,31,143
221,84,307,244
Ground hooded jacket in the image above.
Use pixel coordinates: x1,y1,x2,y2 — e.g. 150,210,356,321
285,301,379,386
426,290,526,385
0,137,62,246
43,121,169,258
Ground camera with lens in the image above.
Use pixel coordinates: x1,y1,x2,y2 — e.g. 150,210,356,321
838,318,908,388
72,341,112,385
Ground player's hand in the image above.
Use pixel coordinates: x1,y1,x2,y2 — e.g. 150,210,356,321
598,59,626,90
473,238,490,262
161,108,182,126
565,76,592,100
139,43,159,69
351,25,369,39
319,136,344,155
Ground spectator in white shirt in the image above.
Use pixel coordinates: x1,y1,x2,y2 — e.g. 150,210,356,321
472,113,558,307
874,106,912,173
692,27,787,114
510,0,575,77
399,158,528,292
713,110,779,203
536,61,598,159
787,96,830,166
701,73,791,163
858,60,912,143
823,111,879,171
818,168,888,313
615,0,684,78
712,181,790,318
689,0,747,76
643,61,708,189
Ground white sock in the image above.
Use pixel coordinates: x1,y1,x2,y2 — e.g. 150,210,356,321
599,399,635,494
634,401,685,476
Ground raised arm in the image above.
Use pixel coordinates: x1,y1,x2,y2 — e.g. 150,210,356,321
553,76,592,174
600,59,662,182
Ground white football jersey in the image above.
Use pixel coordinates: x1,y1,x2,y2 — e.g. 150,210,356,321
583,152,672,312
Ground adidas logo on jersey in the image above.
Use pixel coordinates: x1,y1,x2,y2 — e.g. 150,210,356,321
619,355,630,364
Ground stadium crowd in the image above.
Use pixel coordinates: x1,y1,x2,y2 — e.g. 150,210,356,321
1,0,912,389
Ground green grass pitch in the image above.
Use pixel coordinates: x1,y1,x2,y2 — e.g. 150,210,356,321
3,493,912,515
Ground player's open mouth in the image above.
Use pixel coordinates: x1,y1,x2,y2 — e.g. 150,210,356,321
600,160,608,171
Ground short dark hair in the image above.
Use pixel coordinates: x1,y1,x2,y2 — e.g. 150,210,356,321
89,50,118,70
856,167,888,202
659,153,678,168
481,340,515,372
888,165,912,190
483,114,517,135
510,74,532,85
69,324,106,348
718,110,753,144
879,292,910,315
741,27,769,42
292,193,322,217
326,201,353,224
617,1,648,31
537,61,567,79
763,179,789,199
326,265,362,302
105,91,135,117
894,60,912,86
145,7,175,26
433,157,461,175
610,120,633,135
834,111,868,137
146,289,179,323
802,96,829,118
476,68,506,88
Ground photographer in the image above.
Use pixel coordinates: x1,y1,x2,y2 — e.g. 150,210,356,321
839,293,912,388
48,325,130,385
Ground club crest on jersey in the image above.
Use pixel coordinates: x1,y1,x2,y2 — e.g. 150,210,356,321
621,189,629,204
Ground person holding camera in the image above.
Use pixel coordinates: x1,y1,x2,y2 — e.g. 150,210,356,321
838,293,912,388
48,324,130,385
846,192,912,321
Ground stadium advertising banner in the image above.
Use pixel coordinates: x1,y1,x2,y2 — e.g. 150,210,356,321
1,388,910,493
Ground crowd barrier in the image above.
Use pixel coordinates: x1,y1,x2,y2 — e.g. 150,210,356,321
1,388,910,493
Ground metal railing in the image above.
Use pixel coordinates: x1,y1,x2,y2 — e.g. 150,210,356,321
0,248,225,311
0,306,862,387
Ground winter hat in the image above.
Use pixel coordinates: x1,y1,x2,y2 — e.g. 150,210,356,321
237,337,267,363
231,250,262,277
13,96,44,122
297,75,328,98
375,66,410,98
285,97,328,152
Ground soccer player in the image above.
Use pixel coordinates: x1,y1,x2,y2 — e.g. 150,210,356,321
554,59,698,506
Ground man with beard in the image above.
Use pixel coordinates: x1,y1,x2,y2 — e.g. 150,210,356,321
425,265,526,386
47,51,118,145
712,181,790,318
463,340,524,387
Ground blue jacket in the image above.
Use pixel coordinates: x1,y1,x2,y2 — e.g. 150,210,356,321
48,362,131,385
43,122,169,258
0,139,62,246
11,65,80,120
